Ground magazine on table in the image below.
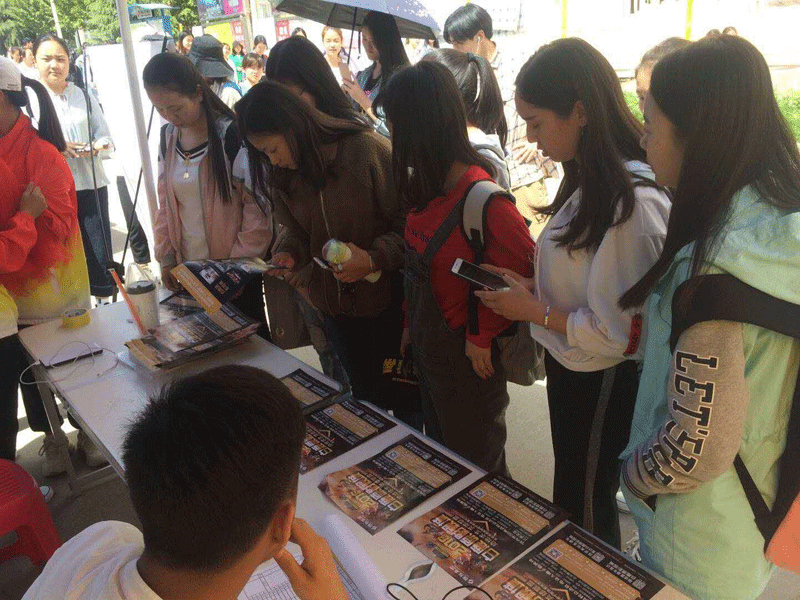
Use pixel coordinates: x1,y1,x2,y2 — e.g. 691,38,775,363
171,257,269,313
467,522,668,600
319,435,472,534
398,473,569,587
125,303,259,371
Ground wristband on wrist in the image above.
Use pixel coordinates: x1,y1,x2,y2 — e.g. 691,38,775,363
543,304,552,330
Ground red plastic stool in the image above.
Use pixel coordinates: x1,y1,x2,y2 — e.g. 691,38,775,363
0,459,62,566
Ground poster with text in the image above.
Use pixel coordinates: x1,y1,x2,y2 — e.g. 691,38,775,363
467,523,666,600
319,435,471,534
301,400,396,474
398,474,568,586
280,369,339,414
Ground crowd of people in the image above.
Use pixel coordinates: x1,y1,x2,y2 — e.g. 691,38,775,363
2,4,800,600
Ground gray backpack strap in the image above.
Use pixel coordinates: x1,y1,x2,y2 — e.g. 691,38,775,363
461,179,509,335
462,179,506,252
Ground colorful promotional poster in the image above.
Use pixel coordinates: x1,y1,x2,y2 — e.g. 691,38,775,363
280,369,339,413
398,474,568,586
467,523,665,600
319,435,471,534
301,400,396,475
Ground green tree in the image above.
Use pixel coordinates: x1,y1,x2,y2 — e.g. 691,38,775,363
171,0,200,34
0,0,55,46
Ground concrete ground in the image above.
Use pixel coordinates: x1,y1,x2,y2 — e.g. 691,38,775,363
2,349,800,599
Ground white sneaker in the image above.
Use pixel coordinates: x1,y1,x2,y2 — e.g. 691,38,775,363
39,485,54,502
78,430,108,468
39,434,73,477
616,490,631,514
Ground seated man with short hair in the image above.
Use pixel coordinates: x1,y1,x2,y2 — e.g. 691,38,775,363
23,365,349,600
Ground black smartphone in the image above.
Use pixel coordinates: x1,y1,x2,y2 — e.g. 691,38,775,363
451,258,511,291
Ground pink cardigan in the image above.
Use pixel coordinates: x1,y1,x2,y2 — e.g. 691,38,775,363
154,119,271,266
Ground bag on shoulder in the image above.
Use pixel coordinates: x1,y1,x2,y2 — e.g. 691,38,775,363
461,180,545,386
671,273,800,574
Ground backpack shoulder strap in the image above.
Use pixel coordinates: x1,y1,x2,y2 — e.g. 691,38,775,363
461,179,508,256
670,273,800,352
461,179,512,335
159,123,174,162
671,273,800,546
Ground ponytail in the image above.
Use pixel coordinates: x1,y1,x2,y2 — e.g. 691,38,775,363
422,49,507,148
5,77,66,152
143,52,236,203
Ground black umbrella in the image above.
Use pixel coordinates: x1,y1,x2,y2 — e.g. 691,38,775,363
275,0,439,40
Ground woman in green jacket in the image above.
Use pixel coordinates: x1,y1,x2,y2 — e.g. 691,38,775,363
618,36,800,599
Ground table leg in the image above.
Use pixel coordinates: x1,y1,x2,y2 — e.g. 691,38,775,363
32,364,81,495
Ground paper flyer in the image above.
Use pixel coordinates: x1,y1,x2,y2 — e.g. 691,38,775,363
467,522,666,600
398,474,568,586
301,400,396,474
280,369,339,413
319,435,471,534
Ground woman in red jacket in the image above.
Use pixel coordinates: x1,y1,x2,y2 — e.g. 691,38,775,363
0,58,93,474
382,61,535,474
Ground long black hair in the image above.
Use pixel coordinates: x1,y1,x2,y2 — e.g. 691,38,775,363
422,48,507,148
517,38,653,253
236,81,370,194
362,11,409,81
143,53,237,204
380,61,494,210
265,36,369,125
620,35,800,308
5,76,66,152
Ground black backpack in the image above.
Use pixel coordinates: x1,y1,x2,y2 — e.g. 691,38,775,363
671,273,800,571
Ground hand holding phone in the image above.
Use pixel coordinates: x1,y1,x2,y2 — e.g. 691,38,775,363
338,62,353,83
451,258,511,291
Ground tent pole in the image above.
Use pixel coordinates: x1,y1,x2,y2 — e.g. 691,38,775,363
113,0,159,234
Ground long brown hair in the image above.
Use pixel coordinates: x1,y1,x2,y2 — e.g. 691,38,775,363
236,81,370,194
380,61,495,210
517,38,656,253
143,53,237,203
620,36,800,308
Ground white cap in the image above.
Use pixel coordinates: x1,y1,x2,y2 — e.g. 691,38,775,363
0,57,22,92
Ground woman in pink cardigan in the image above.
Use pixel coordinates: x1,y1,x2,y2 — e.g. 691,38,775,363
143,53,272,334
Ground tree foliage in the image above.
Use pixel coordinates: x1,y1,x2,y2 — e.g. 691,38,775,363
0,0,199,49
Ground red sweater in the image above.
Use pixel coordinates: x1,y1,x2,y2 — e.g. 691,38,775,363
405,166,535,349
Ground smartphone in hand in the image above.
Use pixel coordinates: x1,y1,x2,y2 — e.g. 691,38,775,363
339,62,354,83
451,258,511,291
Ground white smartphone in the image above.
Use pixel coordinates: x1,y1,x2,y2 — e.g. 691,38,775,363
451,258,511,291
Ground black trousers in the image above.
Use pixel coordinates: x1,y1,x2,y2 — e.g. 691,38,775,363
116,176,151,265
0,334,54,460
544,352,639,548
415,343,510,475
76,187,115,297
324,306,423,431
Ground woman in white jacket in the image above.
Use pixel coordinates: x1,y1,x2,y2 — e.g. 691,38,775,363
477,39,670,547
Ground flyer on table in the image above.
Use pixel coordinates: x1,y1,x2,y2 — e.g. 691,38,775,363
398,474,568,586
319,435,471,534
301,400,396,474
468,522,666,600
280,369,339,414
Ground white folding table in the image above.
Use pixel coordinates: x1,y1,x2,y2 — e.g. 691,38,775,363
18,301,689,600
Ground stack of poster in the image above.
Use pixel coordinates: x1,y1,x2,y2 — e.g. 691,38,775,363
468,523,666,600
320,435,471,534
301,400,396,474
398,474,568,586
125,304,258,370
